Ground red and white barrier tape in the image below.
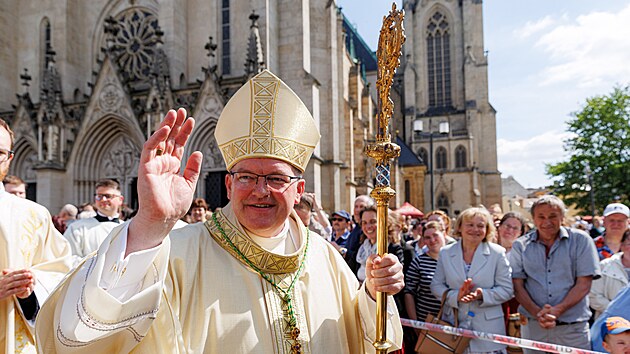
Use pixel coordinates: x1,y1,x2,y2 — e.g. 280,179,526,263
401,318,604,354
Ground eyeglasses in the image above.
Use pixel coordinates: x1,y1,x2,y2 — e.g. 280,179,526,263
0,148,14,162
500,224,521,232
94,193,122,201
331,218,347,222
229,171,302,190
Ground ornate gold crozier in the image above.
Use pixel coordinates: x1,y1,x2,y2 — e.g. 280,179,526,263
365,3,405,354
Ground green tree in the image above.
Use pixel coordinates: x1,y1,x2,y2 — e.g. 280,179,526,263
546,86,630,215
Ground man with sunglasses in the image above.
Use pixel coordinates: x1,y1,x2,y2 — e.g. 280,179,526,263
0,118,71,353
38,70,403,353
62,179,124,261
330,210,352,256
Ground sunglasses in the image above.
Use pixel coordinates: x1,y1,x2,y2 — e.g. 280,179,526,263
331,218,347,222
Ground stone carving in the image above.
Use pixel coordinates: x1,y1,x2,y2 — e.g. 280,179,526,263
99,83,123,113
201,96,221,117
110,8,160,83
203,136,225,170
101,137,139,182
19,152,38,181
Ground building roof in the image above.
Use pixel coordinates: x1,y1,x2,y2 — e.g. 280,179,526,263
501,175,529,198
341,12,378,80
396,136,423,167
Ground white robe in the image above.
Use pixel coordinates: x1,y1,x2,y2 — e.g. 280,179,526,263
36,204,402,353
0,188,72,353
63,216,123,262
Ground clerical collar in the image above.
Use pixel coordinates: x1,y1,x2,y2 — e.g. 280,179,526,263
248,221,298,254
94,212,120,223
206,204,306,274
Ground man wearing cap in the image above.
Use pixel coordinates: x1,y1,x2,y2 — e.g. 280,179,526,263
37,70,404,353
595,203,630,260
330,210,351,256
591,284,630,352
599,316,630,354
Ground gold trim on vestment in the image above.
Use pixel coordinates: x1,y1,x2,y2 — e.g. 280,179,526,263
204,210,311,353
205,210,305,274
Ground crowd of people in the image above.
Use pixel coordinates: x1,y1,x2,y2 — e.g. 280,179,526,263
295,191,630,354
1,68,629,354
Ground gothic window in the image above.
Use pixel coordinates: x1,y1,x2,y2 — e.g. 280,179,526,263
222,0,231,75
418,147,429,168
405,180,411,202
437,193,449,212
110,8,160,82
426,11,452,109
40,18,51,72
435,146,447,170
455,145,467,168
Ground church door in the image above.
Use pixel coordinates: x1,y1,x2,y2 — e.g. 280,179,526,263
205,171,229,211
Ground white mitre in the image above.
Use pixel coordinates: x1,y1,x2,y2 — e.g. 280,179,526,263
214,70,320,172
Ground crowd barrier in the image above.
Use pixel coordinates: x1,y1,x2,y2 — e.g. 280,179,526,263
401,318,604,354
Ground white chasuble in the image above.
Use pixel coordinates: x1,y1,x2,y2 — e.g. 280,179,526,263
0,191,72,354
36,204,402,353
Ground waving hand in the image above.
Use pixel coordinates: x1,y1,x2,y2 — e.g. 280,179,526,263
126,108,203,255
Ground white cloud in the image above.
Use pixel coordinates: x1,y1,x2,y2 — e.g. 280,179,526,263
497,131,575,188
513,15,555,39
533,4,630,87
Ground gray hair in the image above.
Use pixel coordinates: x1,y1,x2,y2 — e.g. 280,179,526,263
530,195,566,217
60,204,78,218
354,195,375,208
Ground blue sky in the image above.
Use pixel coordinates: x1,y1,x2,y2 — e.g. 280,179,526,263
338,0,630,188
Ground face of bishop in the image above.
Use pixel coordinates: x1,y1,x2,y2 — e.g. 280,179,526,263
226,158,305,238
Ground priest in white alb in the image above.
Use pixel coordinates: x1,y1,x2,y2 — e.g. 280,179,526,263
36,70,404,353
0,118,72,354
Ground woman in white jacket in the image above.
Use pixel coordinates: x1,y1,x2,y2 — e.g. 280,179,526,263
431,207,513,354
589,230,630,319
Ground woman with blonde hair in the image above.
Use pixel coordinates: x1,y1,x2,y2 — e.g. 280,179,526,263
431,207,513,354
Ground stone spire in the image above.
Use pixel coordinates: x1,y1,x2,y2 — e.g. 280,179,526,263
38,44,65,165
244,11,265,77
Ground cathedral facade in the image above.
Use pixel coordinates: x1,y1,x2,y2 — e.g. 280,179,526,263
0,0,499,217
395,0,502,216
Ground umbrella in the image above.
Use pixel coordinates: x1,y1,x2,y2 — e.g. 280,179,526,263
395,202,424,218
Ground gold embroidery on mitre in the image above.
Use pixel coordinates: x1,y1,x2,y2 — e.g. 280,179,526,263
215,69,320,172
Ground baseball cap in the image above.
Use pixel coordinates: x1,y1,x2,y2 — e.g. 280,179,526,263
603,203,629,217
601,316,630,339
331,210,351,221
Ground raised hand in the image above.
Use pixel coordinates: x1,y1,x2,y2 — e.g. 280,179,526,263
365,254,404,300
0,269,35,300
126,108,203,255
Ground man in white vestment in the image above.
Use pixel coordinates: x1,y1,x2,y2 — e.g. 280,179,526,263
0,118,72,353
63,179,124,262
36,70,404,353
